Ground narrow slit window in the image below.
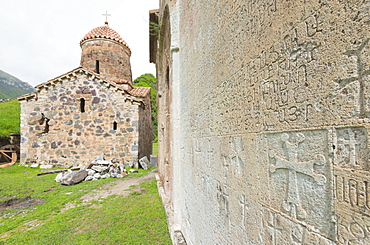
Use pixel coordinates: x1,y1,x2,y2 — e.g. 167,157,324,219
113,121,118,131
96,60,100,74
44,118,50,133
80,98,85,113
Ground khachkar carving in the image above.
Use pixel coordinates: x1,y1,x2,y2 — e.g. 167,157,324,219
334,127,369,170
269,132,326,220
222,136,246,178
334,38,370,118
262,207,335,245
216,181,231,227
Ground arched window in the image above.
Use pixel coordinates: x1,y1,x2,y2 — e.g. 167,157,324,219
80,98,85,113
113,121,118,131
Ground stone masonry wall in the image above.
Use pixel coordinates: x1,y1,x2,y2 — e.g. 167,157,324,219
157,4,173,199
80,39,132,82
19,69,140,166
157,0,370,244
138,94,153,160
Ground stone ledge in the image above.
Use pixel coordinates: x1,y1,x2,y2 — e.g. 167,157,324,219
155,174,186,245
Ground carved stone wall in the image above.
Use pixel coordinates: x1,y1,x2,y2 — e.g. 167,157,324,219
156,0,370,244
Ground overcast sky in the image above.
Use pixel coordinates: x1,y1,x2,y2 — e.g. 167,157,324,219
0,0,159,86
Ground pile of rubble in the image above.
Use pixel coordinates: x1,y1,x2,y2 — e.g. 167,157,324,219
55,155,139,186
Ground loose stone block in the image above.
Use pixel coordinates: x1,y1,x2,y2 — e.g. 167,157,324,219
150,155,158,167
60,170,88,185
139,156,150,170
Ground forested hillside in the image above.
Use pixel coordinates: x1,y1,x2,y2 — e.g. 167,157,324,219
0,69,34,99
0,100,20,137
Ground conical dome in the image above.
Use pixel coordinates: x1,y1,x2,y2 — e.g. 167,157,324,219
80,22,132,83
80,22,130,51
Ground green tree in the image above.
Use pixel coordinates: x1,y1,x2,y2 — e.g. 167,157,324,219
133,73,158,142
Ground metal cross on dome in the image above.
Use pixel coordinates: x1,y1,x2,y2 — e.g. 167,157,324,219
102,11,111,23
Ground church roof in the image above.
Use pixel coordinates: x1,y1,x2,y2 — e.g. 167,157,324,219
108,78,134,88
18,67,145,103
130,87,151,97
80,23,130,50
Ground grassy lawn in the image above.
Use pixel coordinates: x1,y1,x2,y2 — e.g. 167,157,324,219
0,100,20,137
0,166,171,245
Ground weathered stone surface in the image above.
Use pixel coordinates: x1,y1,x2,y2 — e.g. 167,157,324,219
40,165,53,169
139,156,150,170
91,166,107,172
30,163,39,168
150,155,158,168
84,176,94,181
101,173,110,179
87,169,95,176
60,170,88,185
55,173,63,183
93,173,101,179
95,155,105,161
155,1,370,244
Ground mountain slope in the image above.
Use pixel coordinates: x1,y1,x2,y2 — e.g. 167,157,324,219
0,69,35,99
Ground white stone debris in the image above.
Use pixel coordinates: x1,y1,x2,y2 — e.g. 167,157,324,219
55,173,64,183
139,156,150,170
54,155,146,184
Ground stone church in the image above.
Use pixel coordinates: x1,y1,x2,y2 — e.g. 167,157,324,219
153,1,370,244
18,22,152,167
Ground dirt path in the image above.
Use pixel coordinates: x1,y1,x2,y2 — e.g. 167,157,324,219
62,169,157,211
82,169,157,203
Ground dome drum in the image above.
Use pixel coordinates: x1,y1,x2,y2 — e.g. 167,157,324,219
80,24,132,83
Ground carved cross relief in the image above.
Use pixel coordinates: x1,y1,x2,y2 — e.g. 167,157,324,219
222,136,245,180
335,127,368,170
334,38,370,117
337,129,360,167
269,133,326,219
